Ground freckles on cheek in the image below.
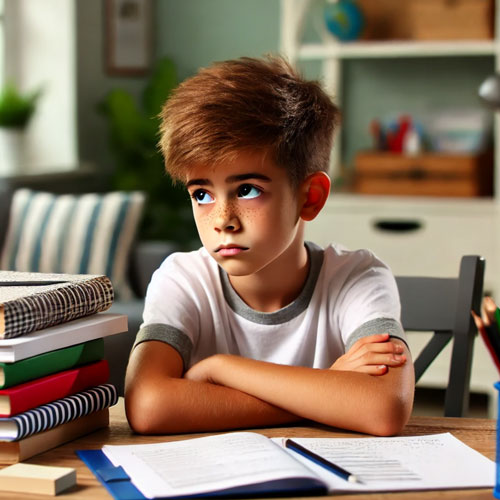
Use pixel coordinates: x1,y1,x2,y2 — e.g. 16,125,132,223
203,210,216,223
236,205,259,223
192,208,212,230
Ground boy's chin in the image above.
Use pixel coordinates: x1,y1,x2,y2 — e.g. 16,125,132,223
213,257,259,278
217,262,254,277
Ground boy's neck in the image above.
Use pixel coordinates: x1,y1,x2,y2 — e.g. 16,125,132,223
227,239,310,313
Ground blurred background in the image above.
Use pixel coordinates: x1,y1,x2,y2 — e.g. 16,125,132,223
1,0,499,416
1,0,497,239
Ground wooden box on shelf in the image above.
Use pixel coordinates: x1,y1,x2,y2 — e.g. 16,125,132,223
408,0,494,40
358,0,494,41
353,151,493,197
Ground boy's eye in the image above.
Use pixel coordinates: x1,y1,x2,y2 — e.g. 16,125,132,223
192,190,214,205
237,184,261,200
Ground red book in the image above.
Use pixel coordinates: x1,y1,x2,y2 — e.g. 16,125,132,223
0,359,109,416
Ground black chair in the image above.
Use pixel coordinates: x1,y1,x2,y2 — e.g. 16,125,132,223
396,255,485,417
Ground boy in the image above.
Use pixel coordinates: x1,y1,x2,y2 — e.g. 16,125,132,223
125,56,414,436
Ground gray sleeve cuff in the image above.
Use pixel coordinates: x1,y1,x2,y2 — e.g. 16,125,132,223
345,317,408,352
133,323,193,371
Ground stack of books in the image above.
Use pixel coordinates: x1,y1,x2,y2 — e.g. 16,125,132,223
0,271,128,463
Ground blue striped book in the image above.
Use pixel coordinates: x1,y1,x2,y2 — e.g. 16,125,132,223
0,384,118,441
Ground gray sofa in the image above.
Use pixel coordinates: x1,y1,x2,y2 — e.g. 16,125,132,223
0,177,177,395
103,240,176,394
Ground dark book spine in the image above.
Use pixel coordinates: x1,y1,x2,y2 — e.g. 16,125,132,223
8,384,117,441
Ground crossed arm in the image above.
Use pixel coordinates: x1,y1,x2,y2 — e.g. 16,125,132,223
125,333,415,437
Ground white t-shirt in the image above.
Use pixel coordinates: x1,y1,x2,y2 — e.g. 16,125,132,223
135,242,405,370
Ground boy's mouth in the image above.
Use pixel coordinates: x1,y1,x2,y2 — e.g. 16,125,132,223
215,245,248,257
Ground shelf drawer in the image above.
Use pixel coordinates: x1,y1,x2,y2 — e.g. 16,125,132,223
305,196,498,294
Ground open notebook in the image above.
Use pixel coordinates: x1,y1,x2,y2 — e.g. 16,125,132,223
77,431,494,499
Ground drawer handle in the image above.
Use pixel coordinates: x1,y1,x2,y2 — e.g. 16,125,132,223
373,220,423,233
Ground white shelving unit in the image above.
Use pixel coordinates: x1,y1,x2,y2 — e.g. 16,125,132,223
299,40,498,59
280,0,500,415
280,0,500,191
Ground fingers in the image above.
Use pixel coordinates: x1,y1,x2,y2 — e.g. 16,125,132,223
331,333,408,375
354,364,388,375
331,348,407,374
347,337,404,363
349,333,390,352
355,350,407,368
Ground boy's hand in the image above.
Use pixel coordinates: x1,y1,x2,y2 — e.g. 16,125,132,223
186,334,406,383
331,333,406,375
184,355,219,384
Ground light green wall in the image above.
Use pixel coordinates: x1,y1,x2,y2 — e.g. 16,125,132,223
77,0,494,180
77,0,150,175
155,0,280,81
77,0,280,173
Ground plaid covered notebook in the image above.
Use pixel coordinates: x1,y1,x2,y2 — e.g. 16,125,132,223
0,271,114,339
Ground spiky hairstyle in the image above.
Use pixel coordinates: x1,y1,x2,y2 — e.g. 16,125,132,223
159,55,340,187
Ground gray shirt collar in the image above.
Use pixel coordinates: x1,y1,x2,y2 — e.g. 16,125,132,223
219,241,324,324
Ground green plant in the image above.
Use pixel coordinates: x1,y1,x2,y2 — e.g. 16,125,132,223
0,83,41,128
100,57,197,246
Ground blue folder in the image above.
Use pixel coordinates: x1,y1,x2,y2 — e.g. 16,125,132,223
77,449,146,500
77,449,328,499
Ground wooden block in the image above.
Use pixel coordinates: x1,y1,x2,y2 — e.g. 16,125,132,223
357,0,493,41
409,0,494,40
354,177,481,197
355,152,484,175
0,463,76,495
353,151,493,197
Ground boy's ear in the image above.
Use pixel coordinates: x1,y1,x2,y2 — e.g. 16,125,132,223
299,172,331,221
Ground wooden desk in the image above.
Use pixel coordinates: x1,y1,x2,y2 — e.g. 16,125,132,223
0,400,496,499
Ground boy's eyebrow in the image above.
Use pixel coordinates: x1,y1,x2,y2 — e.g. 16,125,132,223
186,173,271,189
225,173,272,183
186,178,212,189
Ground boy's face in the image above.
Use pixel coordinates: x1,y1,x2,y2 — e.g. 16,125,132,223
185,151,304,278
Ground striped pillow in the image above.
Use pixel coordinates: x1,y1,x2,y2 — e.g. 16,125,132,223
0,189,145,299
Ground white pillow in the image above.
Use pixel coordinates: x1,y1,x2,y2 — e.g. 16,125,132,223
0,189,145,299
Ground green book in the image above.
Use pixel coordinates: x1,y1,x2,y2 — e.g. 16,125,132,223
0,338,104,389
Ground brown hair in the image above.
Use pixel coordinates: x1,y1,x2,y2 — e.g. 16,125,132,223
159,55,340,187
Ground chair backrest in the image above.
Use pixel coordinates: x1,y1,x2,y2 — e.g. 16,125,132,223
395,255,485,417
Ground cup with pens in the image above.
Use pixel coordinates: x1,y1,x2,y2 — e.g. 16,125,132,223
472,297,500,498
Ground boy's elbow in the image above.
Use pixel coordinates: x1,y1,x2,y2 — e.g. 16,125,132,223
368,415,408,437
368,362,415,436
125,380,181,435
367,392,413,437
125,385,161,434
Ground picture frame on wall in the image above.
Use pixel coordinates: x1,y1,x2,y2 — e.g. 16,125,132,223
105,0,153,75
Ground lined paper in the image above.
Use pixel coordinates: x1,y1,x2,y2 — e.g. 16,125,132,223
277,433,494,492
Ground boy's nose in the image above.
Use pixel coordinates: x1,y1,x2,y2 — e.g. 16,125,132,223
214,207,241,232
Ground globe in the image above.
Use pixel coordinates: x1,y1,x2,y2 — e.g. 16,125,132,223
323,0,364,42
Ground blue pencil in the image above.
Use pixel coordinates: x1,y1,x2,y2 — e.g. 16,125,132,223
284,438,362,484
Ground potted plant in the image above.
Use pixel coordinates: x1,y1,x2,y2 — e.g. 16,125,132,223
100,57,197,247
0,83,41,175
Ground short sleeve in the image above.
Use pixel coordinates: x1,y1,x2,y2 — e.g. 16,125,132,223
334,249,406,350
134,253,204,368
